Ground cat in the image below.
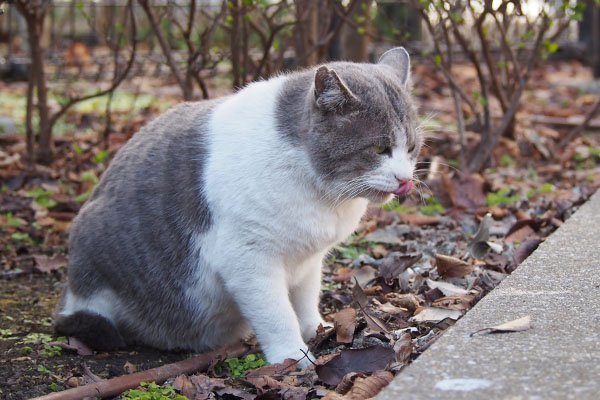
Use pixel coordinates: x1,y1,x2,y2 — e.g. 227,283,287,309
54,47,421,369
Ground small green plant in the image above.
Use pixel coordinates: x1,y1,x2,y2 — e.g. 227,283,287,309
500,154,516,167
49,382,60,391
80,171,99,184
2,213,25,228
0,329,15,339
382,200,416,213
25,188,57,209
447,159,460,169
21,332,54,345
122,382,188,400
217,354,268,378
335,245,368,261
21,346,33,354
419,196,445,216
486,188,520,206
526,183,553,199
94,150,110,164
37,364,51,375
11,232,33,243
40,344,62,357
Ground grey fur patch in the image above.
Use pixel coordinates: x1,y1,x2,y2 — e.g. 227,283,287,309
276,55,420,196
61,100,219,349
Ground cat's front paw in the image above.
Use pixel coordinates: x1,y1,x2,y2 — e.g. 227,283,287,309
265,345,314,370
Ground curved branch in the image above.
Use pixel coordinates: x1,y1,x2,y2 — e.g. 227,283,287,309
48,0,138,130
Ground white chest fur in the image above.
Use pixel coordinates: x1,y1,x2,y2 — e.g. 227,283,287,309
203,77,367,264
197,76,367,368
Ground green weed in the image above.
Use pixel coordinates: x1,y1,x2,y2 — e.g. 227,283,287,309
382,200,416,213
526,183,553,199
40,345,62,357
2,213,25,228
25,188,57,209
419,196,445,216
122,382,188,400
486,188,520,206
11,232,32,243
94,150,110,164
21,332,54,345
37,365,51,375
500,154,516,167
217,354,268,378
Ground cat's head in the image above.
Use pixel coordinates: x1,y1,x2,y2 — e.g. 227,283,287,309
307,47,421,205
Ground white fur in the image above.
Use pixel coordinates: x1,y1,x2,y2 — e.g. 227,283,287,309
59,288,120,321
186,77,368,367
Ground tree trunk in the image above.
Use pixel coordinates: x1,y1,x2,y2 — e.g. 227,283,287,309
294,0,319,67
340,0,372,62
24,9,52,164
25,62,35,166
230,0,242,88
592,0,600,78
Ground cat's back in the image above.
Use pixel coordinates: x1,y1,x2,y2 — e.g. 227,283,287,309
67,99,221,296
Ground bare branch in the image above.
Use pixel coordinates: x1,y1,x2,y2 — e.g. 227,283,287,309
49,0,138,130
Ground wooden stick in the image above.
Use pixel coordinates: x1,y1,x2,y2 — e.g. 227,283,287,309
558,99,600,148
31,342,251,400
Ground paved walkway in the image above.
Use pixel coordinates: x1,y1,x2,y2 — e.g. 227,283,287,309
379,190,600,399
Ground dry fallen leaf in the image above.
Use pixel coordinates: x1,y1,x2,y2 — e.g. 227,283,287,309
378,253,422,282
505,224,538,244
315,346,395,386
468,213,503,259
345,370,394,399
514,239,542,265
393,332,412,364
426,278,471,296
370,244,388,258
399,213,442,226
432,294,477,311
435,254,474,278
335,372,361,395
470,315,532,336
334,308,357,344
123,361,137,374
32,254,68,274
384,293,421,312
47,337,93,356
411,307,462,323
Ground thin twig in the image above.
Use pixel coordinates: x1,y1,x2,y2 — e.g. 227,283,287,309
30,341,251,400
557,99,600,149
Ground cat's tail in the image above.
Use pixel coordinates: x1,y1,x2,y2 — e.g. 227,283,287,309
54,286,126,351
54,310,126,351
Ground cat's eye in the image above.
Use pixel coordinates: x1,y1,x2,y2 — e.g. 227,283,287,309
374,146,392,156
408,143,416,153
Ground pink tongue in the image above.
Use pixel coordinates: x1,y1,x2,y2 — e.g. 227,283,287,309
393,180,413,195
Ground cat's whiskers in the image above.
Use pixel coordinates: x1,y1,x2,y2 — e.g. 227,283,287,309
330,177,373,208
326,175,375,209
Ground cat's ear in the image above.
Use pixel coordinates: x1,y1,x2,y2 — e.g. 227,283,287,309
314,66,357,112
377,47,411,87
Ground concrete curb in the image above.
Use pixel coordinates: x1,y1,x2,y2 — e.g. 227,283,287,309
378,190,600,399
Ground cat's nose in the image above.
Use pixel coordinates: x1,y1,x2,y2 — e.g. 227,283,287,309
393,179,413,195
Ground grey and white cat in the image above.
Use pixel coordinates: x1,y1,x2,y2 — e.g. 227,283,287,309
55,47,421,369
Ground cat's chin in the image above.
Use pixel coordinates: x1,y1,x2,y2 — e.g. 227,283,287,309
366,191,395,205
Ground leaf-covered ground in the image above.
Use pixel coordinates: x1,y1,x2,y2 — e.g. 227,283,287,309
1,61,599,399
